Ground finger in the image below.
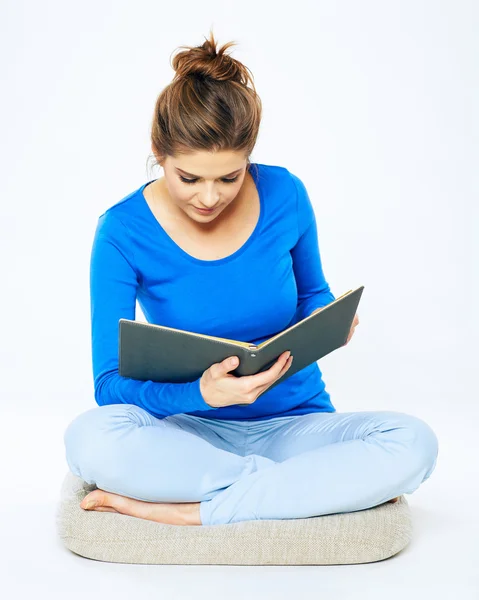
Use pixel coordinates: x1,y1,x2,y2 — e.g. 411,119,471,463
276,354,293,378
250,354,293,394
241,352,291,390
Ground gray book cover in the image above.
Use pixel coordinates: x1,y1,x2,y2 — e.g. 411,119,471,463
118,286,364,397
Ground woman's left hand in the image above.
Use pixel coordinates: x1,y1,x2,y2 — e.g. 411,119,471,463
309,308,359,346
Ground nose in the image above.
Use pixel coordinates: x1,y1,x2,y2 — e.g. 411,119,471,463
198,184,220,209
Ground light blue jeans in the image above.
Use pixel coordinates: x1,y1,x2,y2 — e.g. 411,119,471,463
63,404,439,526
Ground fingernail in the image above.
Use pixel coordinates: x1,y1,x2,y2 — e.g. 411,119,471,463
83,500,96,509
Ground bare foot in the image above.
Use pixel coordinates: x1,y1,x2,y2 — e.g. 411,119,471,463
80,489,202,526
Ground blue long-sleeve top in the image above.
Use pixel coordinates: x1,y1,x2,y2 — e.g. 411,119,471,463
90,162,337,421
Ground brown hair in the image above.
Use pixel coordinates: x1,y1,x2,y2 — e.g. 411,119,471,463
148,29,262,173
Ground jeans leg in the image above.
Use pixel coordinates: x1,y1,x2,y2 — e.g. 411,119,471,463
63,404,274,522
199,410,439,525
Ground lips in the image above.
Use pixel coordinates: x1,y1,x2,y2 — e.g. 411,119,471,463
195,206,216,213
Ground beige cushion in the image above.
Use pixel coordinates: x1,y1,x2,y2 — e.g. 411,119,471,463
56,471,412,565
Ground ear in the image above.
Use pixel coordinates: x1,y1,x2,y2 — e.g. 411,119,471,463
151,143,165,167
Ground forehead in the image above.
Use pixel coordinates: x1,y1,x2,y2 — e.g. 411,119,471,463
170,151,247,178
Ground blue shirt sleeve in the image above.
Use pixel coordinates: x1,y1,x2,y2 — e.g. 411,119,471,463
289,171,335,324
89,214,218,419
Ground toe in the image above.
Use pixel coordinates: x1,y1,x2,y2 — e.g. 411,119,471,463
89,506,120,513
80,489,105,510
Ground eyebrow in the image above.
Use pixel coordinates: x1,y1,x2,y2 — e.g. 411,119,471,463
175,167,243,178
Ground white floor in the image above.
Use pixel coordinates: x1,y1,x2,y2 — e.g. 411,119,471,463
2,412,477,600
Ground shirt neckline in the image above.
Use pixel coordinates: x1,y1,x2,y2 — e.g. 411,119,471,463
138,162,265,267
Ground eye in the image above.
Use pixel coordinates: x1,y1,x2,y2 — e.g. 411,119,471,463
179,175,239,185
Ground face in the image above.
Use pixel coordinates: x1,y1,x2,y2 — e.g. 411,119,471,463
157,150,249,224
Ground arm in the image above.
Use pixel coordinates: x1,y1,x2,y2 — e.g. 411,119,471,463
90,214,217,419
289,172,336,324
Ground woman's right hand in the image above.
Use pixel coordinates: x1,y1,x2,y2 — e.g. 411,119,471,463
199,351,293,408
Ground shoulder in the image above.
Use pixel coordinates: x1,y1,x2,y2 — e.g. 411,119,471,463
254,162,294,184
94,182,146,240
254,162,307,195
260,163,316,234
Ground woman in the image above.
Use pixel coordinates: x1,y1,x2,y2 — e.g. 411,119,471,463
64,31,439,527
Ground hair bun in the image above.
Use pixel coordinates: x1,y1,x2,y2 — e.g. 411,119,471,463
171,30,250,86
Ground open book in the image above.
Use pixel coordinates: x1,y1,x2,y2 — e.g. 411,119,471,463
118,285,364,398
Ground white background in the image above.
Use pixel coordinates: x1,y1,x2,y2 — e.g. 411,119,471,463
1,0,477,597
